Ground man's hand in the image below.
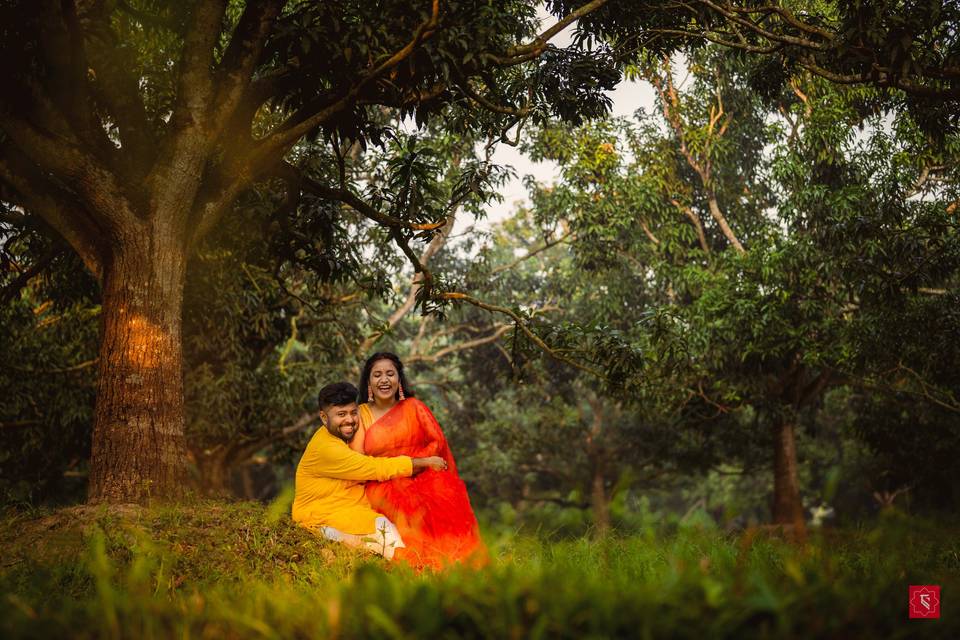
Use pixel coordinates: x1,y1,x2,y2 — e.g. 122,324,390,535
411,456,448,473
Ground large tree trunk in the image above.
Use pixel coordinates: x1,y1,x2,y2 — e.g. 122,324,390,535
771,417,806,537
87,228,188,503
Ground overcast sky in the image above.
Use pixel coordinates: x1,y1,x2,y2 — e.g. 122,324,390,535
474,8,658,230
479,79,656,227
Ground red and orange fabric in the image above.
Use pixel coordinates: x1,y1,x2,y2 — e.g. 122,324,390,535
351,398,487,570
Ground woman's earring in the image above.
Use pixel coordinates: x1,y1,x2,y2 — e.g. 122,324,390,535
398,383,406,401
368,385,374,403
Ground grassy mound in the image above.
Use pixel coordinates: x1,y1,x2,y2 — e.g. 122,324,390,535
1,500,958,638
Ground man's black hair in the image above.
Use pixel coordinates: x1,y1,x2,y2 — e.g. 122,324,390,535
318,382,359,410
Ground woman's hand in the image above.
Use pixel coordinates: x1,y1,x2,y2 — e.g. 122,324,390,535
412,456,448,473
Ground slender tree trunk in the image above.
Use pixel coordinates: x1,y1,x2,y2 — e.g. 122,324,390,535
771,416,806,537
590,464,610,537
191,413,315,497
192,446,234,497
87,226,188,503
584,394,610,537
707,194,745,254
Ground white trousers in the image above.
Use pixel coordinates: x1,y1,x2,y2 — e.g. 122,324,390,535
320,516,406,560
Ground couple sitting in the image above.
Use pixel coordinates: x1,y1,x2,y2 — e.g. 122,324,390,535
292,352,485,570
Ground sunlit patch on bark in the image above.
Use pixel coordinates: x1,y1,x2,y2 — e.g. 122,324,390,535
121,313,173,370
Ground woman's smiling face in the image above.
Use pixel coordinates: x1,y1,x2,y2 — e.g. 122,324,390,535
369,358,399,403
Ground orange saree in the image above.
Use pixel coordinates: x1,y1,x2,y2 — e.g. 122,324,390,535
352,398,486,570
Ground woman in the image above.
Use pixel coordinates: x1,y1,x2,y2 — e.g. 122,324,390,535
349,352,486,570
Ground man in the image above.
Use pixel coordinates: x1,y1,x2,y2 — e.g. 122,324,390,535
292,381,447,559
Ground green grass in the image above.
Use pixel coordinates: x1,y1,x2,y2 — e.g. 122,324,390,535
1,500,957,639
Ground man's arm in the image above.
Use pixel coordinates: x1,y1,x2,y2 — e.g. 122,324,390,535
302,438,445,482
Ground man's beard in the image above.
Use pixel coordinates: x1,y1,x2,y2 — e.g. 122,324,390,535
326,423,356,443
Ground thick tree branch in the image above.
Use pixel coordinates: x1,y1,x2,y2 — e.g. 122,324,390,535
211,0,285,137
192,145,452,256
798,369,833,407
300,176,446,232
0,420,44,430
457,78,532,116
10,358,99,374
84,3,157,165
390,227,433,284
197,4,446,241
644,27,785,55
0,145,107,276
648,63,703,178
149,0,227,204
638,219,660,246
490,0,611,65
706,194,745,254
170,0,226,136
86,59,155,168
188,170,255,250
796,59,960,99
0,113,136,233
201,411,319,474
59,0,114,156
254,1,440,161
855,365,960,414
724,3,833,40
789,79,812,119
695,0,832,52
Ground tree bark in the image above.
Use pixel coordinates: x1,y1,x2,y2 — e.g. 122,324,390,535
87,226,188,503
590,464,610,537
192,446,234,497
584,394,610,537
771,416,806,537
707,194,745,254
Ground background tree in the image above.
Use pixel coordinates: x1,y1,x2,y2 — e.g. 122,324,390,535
513,46,960,532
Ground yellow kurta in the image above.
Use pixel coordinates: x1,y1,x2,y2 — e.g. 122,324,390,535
292,427,413,534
